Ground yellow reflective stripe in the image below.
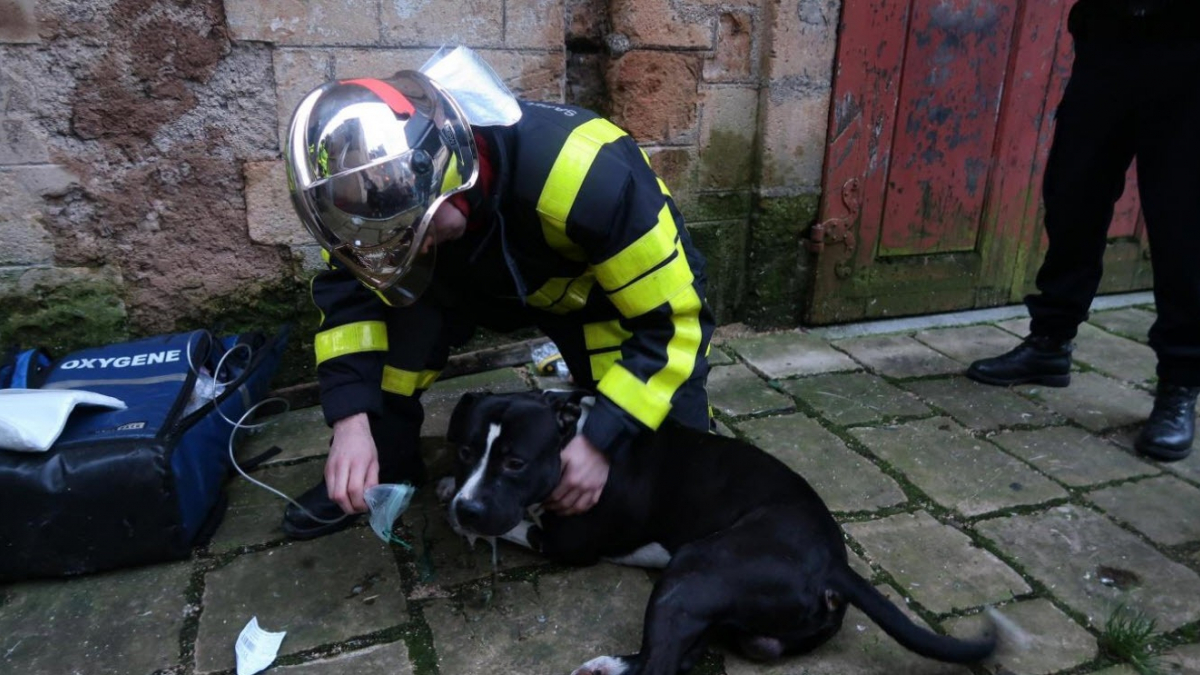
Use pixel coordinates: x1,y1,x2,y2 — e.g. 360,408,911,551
646,287,703,413
589,350,622,383
526,274,595,314
594,203,678,291
583,320,632,351
606,242,694,318
314,321,388,365
441,159,462,194
381,366,440,396
597,365,667,429
370,286,396,307
537,118,627,261
596,287,703,429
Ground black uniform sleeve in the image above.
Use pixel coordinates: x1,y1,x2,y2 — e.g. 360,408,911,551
559,129,709,458
309,259,389,426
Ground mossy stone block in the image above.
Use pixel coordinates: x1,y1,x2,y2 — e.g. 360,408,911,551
0,266,128,355
745,194,820,328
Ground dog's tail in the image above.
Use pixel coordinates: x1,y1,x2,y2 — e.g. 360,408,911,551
829,566,1001,663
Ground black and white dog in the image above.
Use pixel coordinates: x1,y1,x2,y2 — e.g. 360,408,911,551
443,390,1002,675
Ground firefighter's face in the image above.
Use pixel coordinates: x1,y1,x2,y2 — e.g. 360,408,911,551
420,201,468,255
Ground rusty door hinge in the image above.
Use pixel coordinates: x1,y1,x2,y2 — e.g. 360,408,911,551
807,178,861,279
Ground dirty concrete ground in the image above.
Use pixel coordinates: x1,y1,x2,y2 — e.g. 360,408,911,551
3,298,1199,675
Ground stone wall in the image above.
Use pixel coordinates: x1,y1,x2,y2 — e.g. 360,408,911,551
0,0,839,383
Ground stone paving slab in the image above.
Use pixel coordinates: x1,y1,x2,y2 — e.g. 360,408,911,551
240,404,330,465
1072,323,1157,386
996,316,1031,337
402,486,545,594
423,564,652,675
902,376,1061,431
833,334,963,379
273,640,414,674
989,426,1158,488
1087,475,1200,547
851,417,1068,517
843,511,1029,614
723,584,968,675
945,599,1097,675
735,413,906,513
1161,643,1200,673
777,372,932,426
708,345,735,366
0,562,192,675
975,505,1200,631
1105,428,1200,480
195,528,408,673
725,330,859,378
210,460,327,553
1162,454,1200,483
708,363,795,417
1087,307,1156,344
912,324,1023,366
1017,372,1154,433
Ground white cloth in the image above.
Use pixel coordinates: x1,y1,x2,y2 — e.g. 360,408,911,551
0,389,126,452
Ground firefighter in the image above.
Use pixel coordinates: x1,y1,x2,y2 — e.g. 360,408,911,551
282,62,715,539
968,0,1200,461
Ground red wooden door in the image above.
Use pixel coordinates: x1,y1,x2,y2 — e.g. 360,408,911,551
806,0,1151,325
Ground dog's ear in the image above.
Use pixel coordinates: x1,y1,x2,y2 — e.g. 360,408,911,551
447,391,487,445
544,389,588,440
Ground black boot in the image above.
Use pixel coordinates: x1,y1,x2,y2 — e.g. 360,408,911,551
282,479,360,540
1135,384,1198,462
966,335,1073,387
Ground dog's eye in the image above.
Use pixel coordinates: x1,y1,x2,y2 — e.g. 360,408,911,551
502,457,526,472
457,445,474,462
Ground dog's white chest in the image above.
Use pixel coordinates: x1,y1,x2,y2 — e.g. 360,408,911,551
604,542,672,569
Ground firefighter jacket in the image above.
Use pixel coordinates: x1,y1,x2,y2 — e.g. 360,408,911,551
309,100,715,460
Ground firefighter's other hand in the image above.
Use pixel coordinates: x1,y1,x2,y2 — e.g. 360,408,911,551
546,435,609,515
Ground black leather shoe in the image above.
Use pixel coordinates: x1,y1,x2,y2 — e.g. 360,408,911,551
282,479,360,540
1135,384,1198,462
966,335,1073,387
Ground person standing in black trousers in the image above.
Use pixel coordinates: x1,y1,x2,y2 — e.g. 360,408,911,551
968,0,1200,461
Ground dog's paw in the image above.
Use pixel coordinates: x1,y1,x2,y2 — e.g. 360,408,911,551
435,476,457,503
570,655,629,675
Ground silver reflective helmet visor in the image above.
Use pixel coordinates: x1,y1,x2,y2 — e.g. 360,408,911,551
288,72,479,306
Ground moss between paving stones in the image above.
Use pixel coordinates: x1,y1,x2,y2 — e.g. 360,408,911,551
745,193,820,329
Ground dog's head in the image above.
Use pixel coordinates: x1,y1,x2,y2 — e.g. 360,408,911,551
445,390,587,536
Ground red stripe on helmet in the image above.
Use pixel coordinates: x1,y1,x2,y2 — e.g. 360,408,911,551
343,78,417,117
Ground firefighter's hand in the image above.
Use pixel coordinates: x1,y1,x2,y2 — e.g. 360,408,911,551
546,435,609,515
327,413,379,514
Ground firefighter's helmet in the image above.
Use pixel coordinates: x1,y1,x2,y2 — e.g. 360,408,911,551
286,71,478,306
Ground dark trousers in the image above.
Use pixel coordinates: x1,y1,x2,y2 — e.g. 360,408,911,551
1027,36,1200,385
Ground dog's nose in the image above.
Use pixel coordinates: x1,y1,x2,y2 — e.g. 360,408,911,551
454,498,486,527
